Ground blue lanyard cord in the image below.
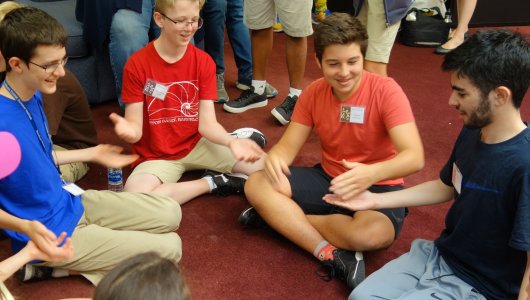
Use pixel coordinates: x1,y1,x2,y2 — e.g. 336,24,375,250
2,80,61,175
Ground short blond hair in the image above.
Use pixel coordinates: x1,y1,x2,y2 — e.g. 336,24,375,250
155,0,205,13
0,1,23,21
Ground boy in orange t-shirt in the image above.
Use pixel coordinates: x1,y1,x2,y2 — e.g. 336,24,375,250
242,13,424,290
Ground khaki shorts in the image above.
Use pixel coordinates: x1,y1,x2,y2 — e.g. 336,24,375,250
243,0,313,37
40,190,182,285
357,0,401,63
131,137,237,183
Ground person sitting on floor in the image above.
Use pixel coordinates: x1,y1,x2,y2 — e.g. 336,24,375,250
0,130,74,300
328,29,530,300
110,0,266,205
241,12,424,290
0,1,98,183
0,6,183,285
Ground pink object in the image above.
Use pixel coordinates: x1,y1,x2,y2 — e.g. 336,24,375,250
0,131,21,179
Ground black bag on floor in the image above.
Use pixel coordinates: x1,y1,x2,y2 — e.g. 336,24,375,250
399,7,451,47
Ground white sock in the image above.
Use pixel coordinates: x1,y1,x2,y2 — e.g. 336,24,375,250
51,268,69,278
204,176,216,192
288,87,302,98
252,80,266,95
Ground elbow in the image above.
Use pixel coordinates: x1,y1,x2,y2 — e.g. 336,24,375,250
412,151,425,172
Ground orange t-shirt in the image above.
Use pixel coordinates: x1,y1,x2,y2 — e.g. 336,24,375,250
291,71,415,185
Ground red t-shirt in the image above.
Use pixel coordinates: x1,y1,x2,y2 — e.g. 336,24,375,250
292,71,415,185
122,42,217,166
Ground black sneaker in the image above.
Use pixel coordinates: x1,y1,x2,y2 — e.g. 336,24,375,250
230,128,267,148
16,264,53,282
223,87,268,114
203,170,247,196
271,95,298,125
238,207,267,228
317,249,365,290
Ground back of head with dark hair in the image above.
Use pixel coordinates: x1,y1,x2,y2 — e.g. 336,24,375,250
442,29,530,108
93,252,190,300
0,6,67,72
313,12,368,62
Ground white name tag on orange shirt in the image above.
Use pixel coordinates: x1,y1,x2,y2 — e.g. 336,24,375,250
340,105,365,124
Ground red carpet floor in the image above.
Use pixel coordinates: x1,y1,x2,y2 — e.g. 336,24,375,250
2,26,529,299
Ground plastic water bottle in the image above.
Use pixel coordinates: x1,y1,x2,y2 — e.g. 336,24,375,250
107,168,123,192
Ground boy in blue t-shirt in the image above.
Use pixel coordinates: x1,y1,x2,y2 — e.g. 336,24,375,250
0,6,182,285
327,30,530,299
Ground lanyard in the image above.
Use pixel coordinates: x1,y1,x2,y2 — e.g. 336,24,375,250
2,80,61,174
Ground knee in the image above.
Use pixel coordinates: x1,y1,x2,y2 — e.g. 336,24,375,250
158,198,182,231
244,171,266,198
350,225,394,251
157,232,183,263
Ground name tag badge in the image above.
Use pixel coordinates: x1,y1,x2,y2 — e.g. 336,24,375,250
143,79,168,100
62,181,85,196
340,105,365,124
451,162,462,194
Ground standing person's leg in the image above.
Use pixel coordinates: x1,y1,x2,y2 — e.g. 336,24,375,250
109,0,154,106
357,0,400,76
40,190,182,285
436,0,477,53
223,0,274,113
271,0,312,125
202,0,230,102
226,0,253,87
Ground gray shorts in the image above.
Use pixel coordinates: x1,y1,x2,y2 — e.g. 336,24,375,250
350,239,487,300
288,164,407,239
243,0,313,37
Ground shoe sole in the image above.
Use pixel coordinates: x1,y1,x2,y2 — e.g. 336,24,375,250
223,100,268,114
271,108,290,125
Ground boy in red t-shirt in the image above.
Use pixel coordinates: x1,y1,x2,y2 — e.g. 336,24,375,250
110,0,266,204
242,13,424,290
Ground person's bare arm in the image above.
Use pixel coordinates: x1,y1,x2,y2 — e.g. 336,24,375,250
324,178,454,211
264,122,312,186
519,252,530,300
329,122,424,200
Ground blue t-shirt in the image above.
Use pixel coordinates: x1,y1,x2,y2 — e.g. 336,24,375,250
436,127,530,299
0,93,84,253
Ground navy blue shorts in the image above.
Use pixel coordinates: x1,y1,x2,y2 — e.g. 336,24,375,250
288,164,407,239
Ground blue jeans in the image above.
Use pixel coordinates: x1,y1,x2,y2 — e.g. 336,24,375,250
109,0,159,105
201,0,252,85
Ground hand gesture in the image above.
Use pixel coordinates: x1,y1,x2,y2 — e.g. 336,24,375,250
323,190,377,212
109,113,139,144
264,153,291,188
328,160,377,201
91,144,139,168
229,138,265,163
25,232,74,262
24,221,73,262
